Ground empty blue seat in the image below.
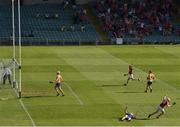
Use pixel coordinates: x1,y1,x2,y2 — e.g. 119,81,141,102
0,4,101,43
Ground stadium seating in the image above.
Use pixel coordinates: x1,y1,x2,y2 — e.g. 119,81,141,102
0,4,101,44
91,0,180,43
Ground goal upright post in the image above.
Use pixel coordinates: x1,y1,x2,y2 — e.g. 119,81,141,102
12,0,22,98
18,0,22,98
12,0,16,89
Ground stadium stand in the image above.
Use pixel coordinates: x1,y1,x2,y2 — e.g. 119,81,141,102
91,0,180,43
0,2,101,44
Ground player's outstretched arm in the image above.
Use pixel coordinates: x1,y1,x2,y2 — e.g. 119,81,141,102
168,102,176,107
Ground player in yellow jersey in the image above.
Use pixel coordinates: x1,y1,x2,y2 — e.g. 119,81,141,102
50,71,65,96
145,70,155,93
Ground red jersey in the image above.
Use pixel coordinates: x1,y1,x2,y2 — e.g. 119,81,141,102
128,65,133,74
160,99,169,108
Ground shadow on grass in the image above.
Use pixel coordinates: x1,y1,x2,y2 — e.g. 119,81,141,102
135,117,156,120
118,117,156,122
23,95,56,98
116,91,145,94
99,84,124,87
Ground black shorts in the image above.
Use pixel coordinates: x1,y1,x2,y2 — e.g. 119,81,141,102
55,83,61,88
147,81,152,86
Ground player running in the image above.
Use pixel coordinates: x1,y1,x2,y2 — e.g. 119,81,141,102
121,106,136,121
144,70,155,93
148,96,176,119
50,71,65,96
124,65,140,86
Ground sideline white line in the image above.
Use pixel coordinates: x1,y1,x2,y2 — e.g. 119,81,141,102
64,82,84,105
13,89,36,127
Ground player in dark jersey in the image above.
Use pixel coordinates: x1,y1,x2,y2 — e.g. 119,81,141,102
148,96,175,119
121,106,136,121
124,65,140,86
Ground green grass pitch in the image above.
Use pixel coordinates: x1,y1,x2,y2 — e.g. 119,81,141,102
0,45,180,126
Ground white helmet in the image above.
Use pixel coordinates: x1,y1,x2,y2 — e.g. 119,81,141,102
164,96,171,101
167,97,171,101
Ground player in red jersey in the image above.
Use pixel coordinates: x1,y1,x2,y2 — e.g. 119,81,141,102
124,65,140,86
148,96,176,119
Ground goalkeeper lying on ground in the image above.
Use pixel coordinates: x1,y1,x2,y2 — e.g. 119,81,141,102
121,106,136,121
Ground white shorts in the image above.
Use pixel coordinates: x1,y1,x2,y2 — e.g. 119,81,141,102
124,115,132,121
128,74,134,79
157,106,165,113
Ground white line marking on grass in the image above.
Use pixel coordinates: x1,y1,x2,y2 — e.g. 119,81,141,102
19,99,36,127
64,82,84,105
13,89,36,127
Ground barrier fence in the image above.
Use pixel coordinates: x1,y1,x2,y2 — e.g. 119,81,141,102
0,36,180,46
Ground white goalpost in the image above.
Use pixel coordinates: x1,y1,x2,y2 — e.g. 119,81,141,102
12,0,22,98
